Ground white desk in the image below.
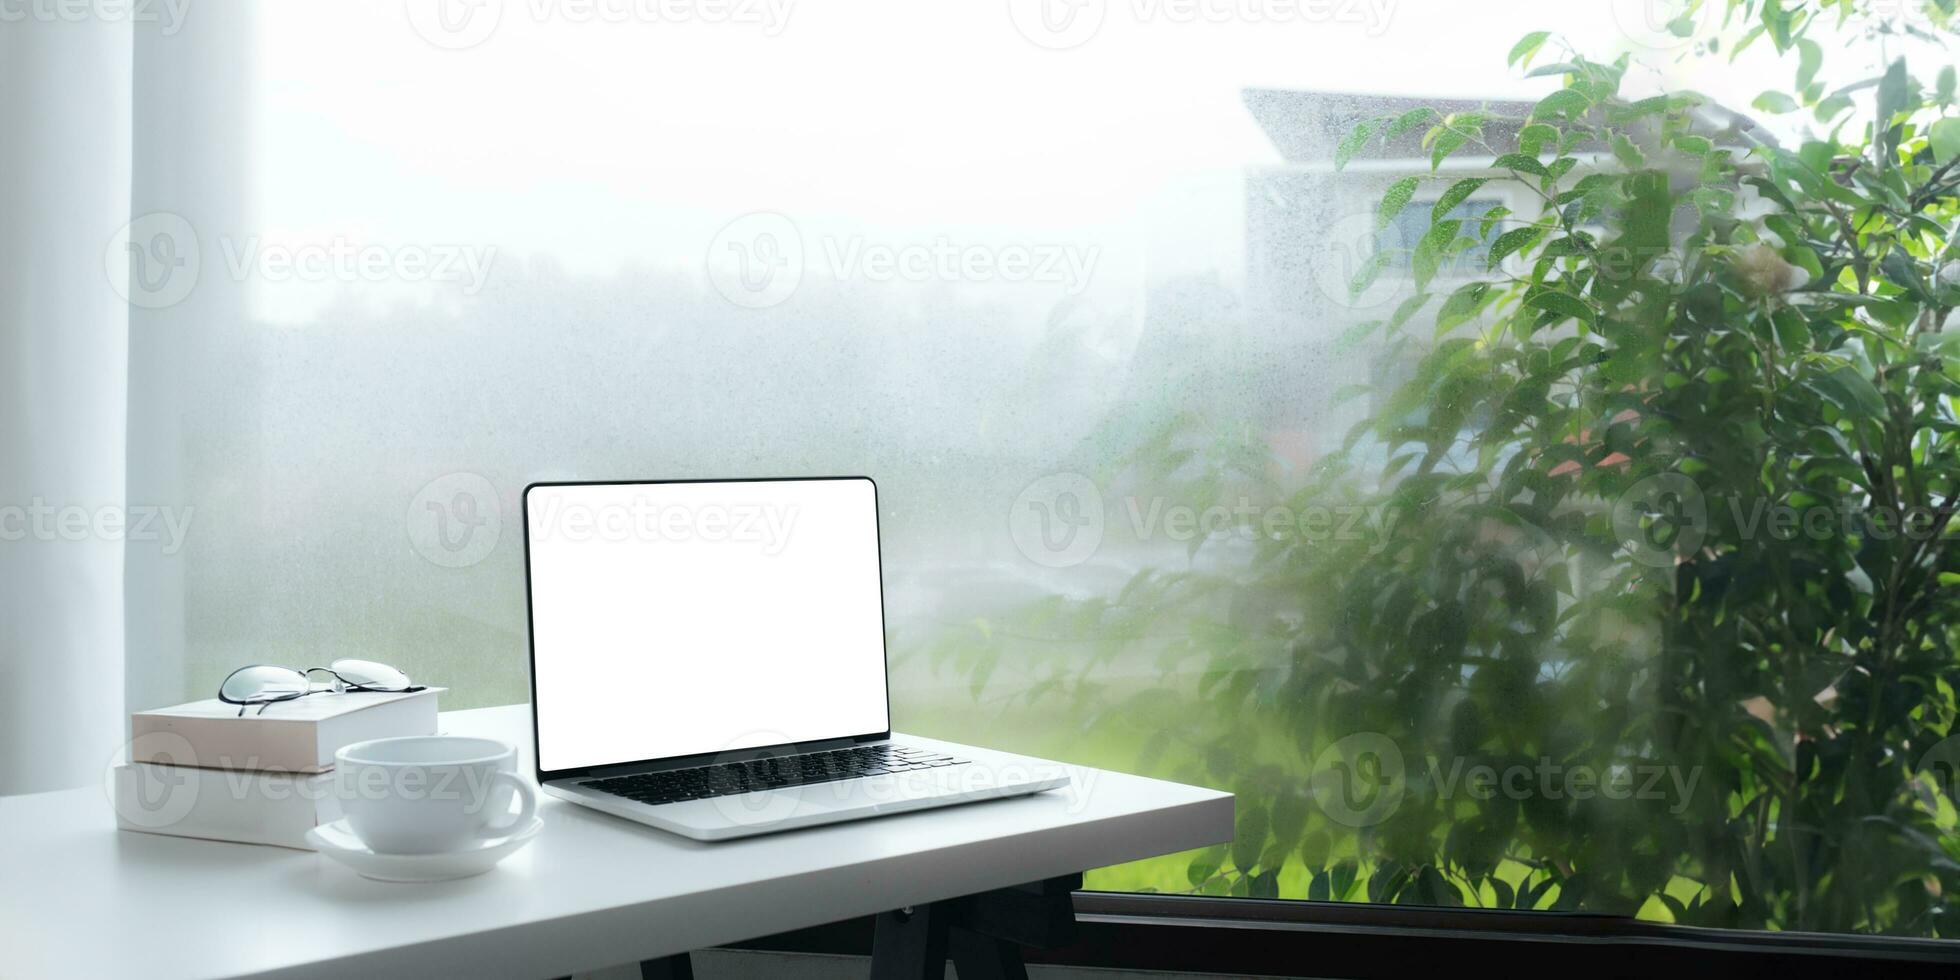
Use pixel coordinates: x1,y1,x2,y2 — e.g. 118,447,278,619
0,704,1233,980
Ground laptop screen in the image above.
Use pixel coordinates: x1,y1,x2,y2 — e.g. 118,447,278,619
524,478,891,775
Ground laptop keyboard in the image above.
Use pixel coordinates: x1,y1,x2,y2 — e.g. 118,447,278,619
582,743,968,806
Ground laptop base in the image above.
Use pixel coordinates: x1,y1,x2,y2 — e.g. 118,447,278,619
543,738,1071,842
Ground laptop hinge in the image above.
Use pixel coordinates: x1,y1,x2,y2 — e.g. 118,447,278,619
570,735,877,780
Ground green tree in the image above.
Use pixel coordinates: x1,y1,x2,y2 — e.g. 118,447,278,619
933,0,1960,935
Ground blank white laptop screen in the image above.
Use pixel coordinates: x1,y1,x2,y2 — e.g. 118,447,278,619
525,479,891,773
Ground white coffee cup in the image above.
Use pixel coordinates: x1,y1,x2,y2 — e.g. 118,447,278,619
336,736,537,854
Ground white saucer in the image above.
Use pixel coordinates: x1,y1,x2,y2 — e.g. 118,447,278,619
306,816,543,882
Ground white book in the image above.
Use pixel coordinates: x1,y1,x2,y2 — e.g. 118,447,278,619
111,763,341,850
129,687,444,774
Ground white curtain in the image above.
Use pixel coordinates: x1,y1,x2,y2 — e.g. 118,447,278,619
122,9,258,721
0,18,133,794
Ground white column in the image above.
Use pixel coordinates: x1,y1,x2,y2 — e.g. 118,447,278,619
0,17,134,794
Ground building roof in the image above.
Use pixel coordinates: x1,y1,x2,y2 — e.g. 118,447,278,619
1243,88,1774,164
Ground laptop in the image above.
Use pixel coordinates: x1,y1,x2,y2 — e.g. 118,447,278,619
522,477,1071,840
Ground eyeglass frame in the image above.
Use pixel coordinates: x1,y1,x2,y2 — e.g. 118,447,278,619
217,662,426,716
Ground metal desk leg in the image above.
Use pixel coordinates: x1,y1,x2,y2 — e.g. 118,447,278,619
639,952,695,980
871,905,952,980
869,874,1081,980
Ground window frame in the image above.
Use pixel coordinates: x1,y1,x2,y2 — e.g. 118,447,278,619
729,892,1960,976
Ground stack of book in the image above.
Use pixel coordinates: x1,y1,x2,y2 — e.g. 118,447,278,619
111,687,442,850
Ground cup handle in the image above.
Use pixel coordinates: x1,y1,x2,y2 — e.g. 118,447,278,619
479,770,538,838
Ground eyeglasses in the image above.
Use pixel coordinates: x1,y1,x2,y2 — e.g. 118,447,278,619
217,659,424,716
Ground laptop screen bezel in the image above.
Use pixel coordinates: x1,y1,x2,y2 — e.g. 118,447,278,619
521,475,894,784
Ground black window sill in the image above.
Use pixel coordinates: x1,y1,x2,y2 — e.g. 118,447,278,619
729,891,1960,978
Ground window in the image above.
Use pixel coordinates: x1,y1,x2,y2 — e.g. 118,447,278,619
129,0,1960,945
1383,196,1505,277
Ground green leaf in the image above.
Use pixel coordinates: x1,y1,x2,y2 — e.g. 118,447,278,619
1378,175,1421,230
1384,108,1435,140
1479,206,1512,239
1412,219,1461,289
1531,89,1590,120
1772,308,1812,349
1491,153,1550,177
1187,845,1227,888
1349,249,1392,299
1814,93,1854,122
1526,290,1595,325
1526,61,1581,79
1431,178,1489,222
1335,117,1383,172
1814,364,1886,417
1939,65,1957,106
1387,292,1432,331
1334,319,1380,354
1876,58,1911,158
1795,38,1823,92
1508,30,1552,68
1673,134,1713,155
1486,225,1546,269
1430,127,1469,171
1932,118,1960,164
1232,803,1269,873
1753,91,1800,114
1518,123,1559,156
1610,131,1645,168
1436,281,1492,334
